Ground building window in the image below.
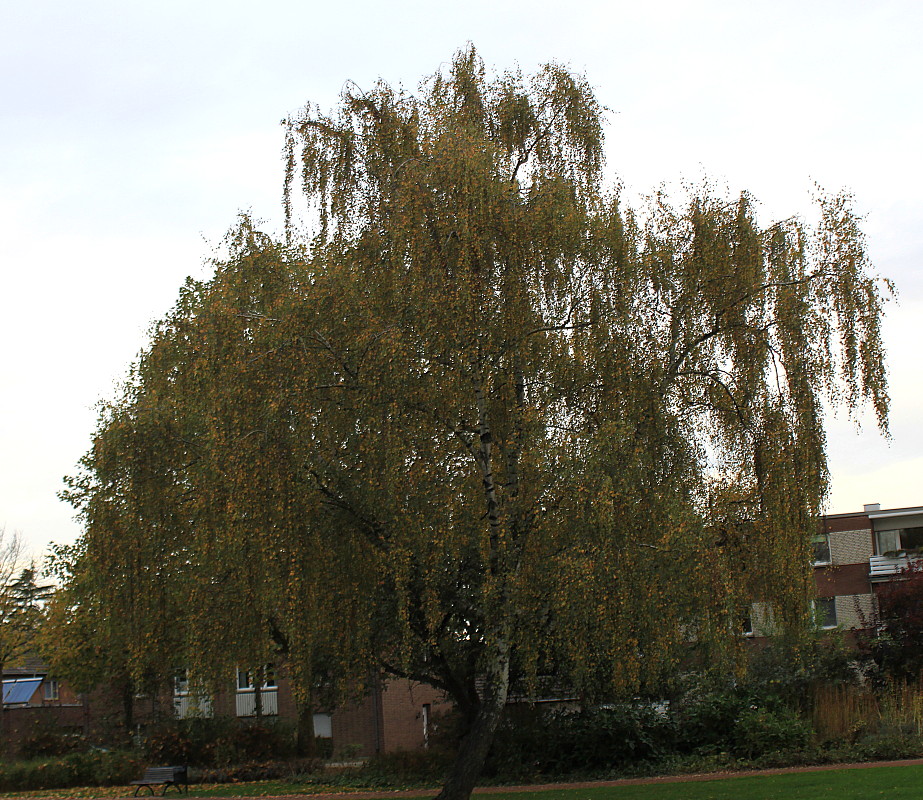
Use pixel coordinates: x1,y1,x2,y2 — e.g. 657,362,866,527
43,679,59,701
876,528,923,557
814,597,837,629
313,712,332,738
741,611,754,637
235,666,278,717
172,670,213,719
812,533,831,565
422,703,431,748
236,666,276,691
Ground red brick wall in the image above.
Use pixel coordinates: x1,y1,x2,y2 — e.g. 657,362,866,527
815,563,873,597
0,704,88,756
821,513,871,534
81,685,165,744
208,684,236,718
330,687,382,757
49,681,81,707
1,671,451,760
276,670,296,719
379,679,451,752
326,679,452,756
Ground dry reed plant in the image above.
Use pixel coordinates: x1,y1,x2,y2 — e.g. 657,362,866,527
812,684,879,742
878,680,923,735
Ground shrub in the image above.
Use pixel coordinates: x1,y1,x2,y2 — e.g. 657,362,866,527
18,729,88,759
732,706,812,759
865,563,923,682
485,703,676,778
671,689,754,754
356,750,452,785
0,750,141,792
745,632,859,708
850,732,923,761
482,694,823,779
197,757,322,784
143,716,297,767
232,720,296,762
144,725,199,765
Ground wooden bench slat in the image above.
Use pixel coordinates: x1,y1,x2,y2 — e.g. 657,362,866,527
131,766,188,797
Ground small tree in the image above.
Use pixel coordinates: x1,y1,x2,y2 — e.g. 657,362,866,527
39,543,146,740
0,528,44,674
865,563,923,682
46,393,192,737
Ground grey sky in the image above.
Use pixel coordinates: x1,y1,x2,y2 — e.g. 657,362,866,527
2,0,920,559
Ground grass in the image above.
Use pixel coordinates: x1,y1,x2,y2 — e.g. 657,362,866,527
5,764,923,800
502,764,923,799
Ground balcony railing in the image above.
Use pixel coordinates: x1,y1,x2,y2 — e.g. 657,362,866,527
173,694,213,719
235,689,278,717
869,554,913,579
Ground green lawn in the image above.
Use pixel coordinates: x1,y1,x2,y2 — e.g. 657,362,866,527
6,765,923,800
484,765,923,800
194,764,923,800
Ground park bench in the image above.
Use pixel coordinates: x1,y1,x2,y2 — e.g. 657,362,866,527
130,765,188,796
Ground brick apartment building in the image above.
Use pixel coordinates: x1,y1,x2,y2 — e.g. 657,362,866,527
0,657,95,755
814,502,923,631
746,502,923,638
173,670,452,756
1,659,451,759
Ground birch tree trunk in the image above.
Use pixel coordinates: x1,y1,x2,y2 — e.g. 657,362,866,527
435,636,510,800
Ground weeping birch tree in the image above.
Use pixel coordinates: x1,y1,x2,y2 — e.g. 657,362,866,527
55,46,890,800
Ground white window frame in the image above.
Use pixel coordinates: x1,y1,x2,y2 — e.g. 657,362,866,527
234,668,279,717
235,666,277,693
812,533,831,566
877,527,923,557
313,712,333,738
813,597,837,630
43,679,59,701
877,529,902,557
741,611,754,638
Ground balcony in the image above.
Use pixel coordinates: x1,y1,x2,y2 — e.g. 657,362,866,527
236,689,278,717
173,694,213,719
869,554,916,580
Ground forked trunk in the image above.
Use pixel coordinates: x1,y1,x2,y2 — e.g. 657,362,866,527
435,639,510,800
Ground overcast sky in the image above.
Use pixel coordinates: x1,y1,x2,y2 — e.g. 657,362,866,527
2,0,920,560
